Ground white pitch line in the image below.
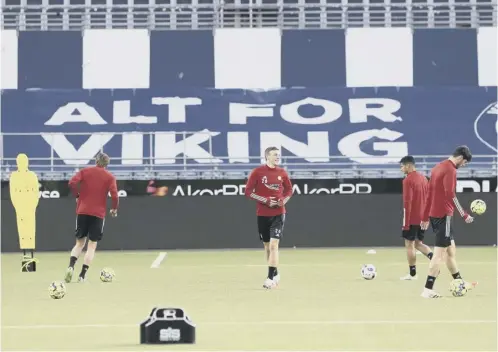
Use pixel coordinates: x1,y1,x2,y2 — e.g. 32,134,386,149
2,320,496,330
157,261,494,269
150,252,167,269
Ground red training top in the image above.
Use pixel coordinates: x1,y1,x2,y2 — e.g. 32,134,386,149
69,166,119,219
402,171,428,230
422,160,467,220
244,165,293,216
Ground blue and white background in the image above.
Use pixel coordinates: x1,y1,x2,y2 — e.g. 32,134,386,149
1,28,497,167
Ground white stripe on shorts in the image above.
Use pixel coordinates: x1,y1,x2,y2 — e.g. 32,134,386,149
445,215,451,237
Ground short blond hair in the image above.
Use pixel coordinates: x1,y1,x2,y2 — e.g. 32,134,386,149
96,153,110,167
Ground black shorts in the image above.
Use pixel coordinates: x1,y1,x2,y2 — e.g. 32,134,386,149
257,214,285,243
75,214,105,242
402,225,425,241
430,216,454,248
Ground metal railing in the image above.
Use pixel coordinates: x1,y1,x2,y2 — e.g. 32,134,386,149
1,156,497,180
1,132,497,180
2,1,497,30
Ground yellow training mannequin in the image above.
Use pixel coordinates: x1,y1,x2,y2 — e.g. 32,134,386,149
9,154,39,271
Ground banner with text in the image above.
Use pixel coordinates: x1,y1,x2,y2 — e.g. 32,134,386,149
1,87,496,167
2,178,496,199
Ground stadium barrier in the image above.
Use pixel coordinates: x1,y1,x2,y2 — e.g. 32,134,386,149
1,178,496,251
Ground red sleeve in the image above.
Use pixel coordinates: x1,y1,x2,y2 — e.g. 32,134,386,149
443,168,456,199
109,175,119,210
282,171,293,201
244,169,268,204
402,177,413,229
444,167,467,218
68,170,83,197
422,179,433,222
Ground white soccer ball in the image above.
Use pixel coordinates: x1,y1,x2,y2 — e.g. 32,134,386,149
100,268,115,283
48,281,66,299
470,199,486,215
361,264,376,280
449,279,468,297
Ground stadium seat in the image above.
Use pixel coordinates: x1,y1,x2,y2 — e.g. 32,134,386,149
361,170,383,178
337,170,359,179
180,171,200,179
155,172,180,180
290,171,314,179
2,0,496,29
472,169,495,178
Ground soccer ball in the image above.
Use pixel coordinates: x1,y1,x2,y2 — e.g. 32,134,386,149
361,264,376,280
449,279,468,297
470,199,486,215
100,268,115,283
48,281,66,299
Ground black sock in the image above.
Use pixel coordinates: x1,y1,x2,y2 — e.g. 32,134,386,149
274,268,278,276
452,272,462,279
80,264,89,279
268,266,277,280
69,256,77,268
409,265,416,277
427,252,434,260
425,275,436,290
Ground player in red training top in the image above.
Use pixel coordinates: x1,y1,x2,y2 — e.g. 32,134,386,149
64,153,119,283
399,156,435,281
420,146,477,298
245,147,293,289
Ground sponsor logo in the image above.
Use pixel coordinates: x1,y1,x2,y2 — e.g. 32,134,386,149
172,184,246,196
39,182,60,199
169,183,373,196
159,328,181,342
292,183,372,195
456,180,497,193
474,102,498,153
37,183,128,199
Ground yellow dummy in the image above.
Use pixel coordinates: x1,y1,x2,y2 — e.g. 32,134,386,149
9,154,39,272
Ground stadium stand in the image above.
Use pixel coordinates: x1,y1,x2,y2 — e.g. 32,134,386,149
1,0,496,181
1,0,497,30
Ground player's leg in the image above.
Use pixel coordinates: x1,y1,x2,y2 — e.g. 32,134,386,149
79,240,97,282
78,216,104,282
65,215,89,283
258,216,271,259
445,240,478,290
257,216,272,288
263,242,270,262
414,240,433,260
414,239,438,277
401,227,417,280
421,217,448,298
413,226,434,260
402,239,417,280
422,246,447,298
264,238,280,289
445,240,460,277
263,214,285,289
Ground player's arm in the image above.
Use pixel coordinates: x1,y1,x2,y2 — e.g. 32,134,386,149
244,170,269,205
68,170,83,198
421,179,432,229
109,176,119,217
282,171,293,205
402,178,413,230
444,169,472,222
